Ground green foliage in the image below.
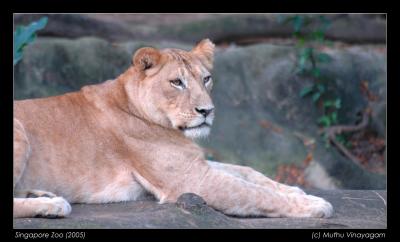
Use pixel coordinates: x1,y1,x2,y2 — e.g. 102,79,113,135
281,14,347,147
299,86,313,97
14,17,48,65
335,134,352,148
323,98,341,109
292,16,304,33
297,47,312,74
317,115,332,127
317,53,332,63
316,83,325,93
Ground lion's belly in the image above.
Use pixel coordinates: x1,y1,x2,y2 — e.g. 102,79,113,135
16,158,148,204
74,170,147,203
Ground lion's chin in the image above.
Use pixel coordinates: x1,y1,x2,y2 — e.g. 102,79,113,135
182,125,211,139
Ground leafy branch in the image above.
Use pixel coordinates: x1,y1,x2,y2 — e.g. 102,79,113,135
14,17,48,65
282,15,347,147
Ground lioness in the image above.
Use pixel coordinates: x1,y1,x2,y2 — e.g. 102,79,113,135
14,39,333,219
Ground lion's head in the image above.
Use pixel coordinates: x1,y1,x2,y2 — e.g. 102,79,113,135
125,39,216,139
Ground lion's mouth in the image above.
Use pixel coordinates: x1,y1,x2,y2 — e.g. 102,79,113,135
178,122,210,131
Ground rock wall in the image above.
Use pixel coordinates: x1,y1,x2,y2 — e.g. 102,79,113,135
14,14,386,44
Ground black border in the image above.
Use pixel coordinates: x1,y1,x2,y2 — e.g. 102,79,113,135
1,2,14,237
2,1,398,241
385,8,400,242
6,0,393,13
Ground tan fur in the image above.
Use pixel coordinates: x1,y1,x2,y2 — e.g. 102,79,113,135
13,39,333,218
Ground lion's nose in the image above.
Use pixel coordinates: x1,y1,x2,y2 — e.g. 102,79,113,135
195,107,214,117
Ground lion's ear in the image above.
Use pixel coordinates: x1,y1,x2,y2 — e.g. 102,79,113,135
191,39,215,70
132,47,161,71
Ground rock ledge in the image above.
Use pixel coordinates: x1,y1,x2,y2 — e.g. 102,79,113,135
14,190,386,229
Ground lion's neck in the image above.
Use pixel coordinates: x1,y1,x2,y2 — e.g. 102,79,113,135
81,67,183,140
109,68,143,118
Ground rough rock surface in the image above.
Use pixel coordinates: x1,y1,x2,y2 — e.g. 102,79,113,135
14,14,386,44
13,190,386,229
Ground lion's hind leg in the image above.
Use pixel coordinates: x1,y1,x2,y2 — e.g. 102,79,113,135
14,196,72,218
13,119,71,218
14,190,71,218
14,118,30,187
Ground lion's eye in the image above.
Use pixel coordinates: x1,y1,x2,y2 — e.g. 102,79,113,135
170,79,184,88
203,75,212,85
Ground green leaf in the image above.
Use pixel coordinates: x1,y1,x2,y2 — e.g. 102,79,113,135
312,30,325,42
331,111,338,124
14,17,48,51
302,48,312,57
312,92,321,102
297,47,313,73
323,100,334,108
317,53,332,63
302,16,312,27
293,16,304,33
299,86,314,97
13,51,22,65
335,134,349,147
14,17,48,65
316,84,325,93
335,98,341,109
317,115,331,127
297,56,307,73
297,37,305,47
311,68,321,78
320,15,332,32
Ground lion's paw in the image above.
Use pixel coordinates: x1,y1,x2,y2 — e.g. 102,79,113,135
35,197,72,218
306,195,334,218
287,194,333,218
286,186,306,195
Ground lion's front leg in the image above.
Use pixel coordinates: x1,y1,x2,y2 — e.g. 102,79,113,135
193,166,333,218
207,160,305,195
135,158,333,218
